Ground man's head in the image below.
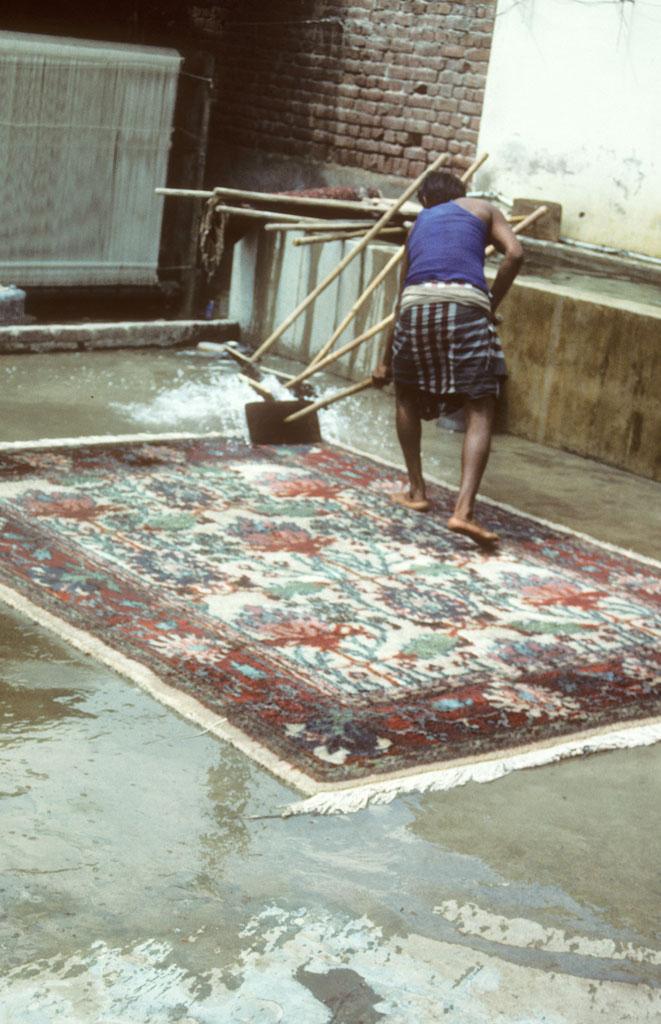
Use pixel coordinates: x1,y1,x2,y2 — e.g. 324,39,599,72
418,170,466,208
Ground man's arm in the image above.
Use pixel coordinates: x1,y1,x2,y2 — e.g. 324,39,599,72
488,207,524,312
372,249,408,387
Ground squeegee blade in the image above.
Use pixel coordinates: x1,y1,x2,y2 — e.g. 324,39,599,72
245,401,322,444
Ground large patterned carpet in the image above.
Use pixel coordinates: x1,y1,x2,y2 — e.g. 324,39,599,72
0,437,659,799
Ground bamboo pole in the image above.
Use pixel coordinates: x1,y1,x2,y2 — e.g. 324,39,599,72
157,187,216,199
286,315,393,388
284,377,373,423
222,345,294,382
485,205,548,256
213,187,386,215
211,205,319,224
248,152,450,363
264,219,380,233
158,189,338,225
293,227,405,246
221,345,254,367
156,186,390,217
239,374,277,400
461,151,489,184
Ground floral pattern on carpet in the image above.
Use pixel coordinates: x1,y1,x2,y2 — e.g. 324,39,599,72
0,438,659,784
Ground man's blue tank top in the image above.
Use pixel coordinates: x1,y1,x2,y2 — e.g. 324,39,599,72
404,201,489,293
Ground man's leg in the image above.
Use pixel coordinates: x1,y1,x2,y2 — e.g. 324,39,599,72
393,386,430,511
448,395,499,543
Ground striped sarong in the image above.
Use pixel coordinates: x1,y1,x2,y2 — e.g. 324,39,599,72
392,301,507,420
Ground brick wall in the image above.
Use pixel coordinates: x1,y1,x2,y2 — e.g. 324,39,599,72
5,2,497,183
192,0,497,181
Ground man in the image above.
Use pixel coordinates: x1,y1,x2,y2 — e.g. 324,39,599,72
372,168,523,545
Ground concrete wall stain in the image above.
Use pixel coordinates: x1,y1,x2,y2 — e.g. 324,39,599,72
626,410,644,457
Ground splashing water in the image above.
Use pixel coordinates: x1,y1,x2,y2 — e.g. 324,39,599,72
109,352,392,447
111,364,256,438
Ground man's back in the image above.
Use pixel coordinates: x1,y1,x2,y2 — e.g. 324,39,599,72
405,200,489,292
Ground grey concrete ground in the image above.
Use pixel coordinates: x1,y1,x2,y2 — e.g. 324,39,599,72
0,347,659,1022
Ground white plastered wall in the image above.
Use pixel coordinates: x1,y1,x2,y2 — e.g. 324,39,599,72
475,0,661,256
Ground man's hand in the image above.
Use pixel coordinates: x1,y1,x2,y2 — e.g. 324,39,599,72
372,363,392,389
489,300,503,326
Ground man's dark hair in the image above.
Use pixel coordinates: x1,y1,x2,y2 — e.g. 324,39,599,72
418,170,466,208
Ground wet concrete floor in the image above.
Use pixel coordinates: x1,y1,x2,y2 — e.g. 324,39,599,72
0,347,659,1022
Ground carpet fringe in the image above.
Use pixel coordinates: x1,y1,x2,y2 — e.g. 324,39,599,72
283,721,661,816
0,431,224,452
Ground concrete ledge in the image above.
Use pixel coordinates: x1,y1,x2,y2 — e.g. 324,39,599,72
509,237,661,290
0,319,240,354
498,279,661,481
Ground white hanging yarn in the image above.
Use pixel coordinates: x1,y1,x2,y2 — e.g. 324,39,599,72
0,31,181,286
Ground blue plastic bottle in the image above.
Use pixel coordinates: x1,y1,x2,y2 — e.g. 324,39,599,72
0,284,27,323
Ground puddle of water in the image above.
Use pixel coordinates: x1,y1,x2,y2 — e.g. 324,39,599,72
0,678,94,742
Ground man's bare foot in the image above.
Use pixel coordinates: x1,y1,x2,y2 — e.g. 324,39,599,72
391,490,431,513
447,514,499,545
